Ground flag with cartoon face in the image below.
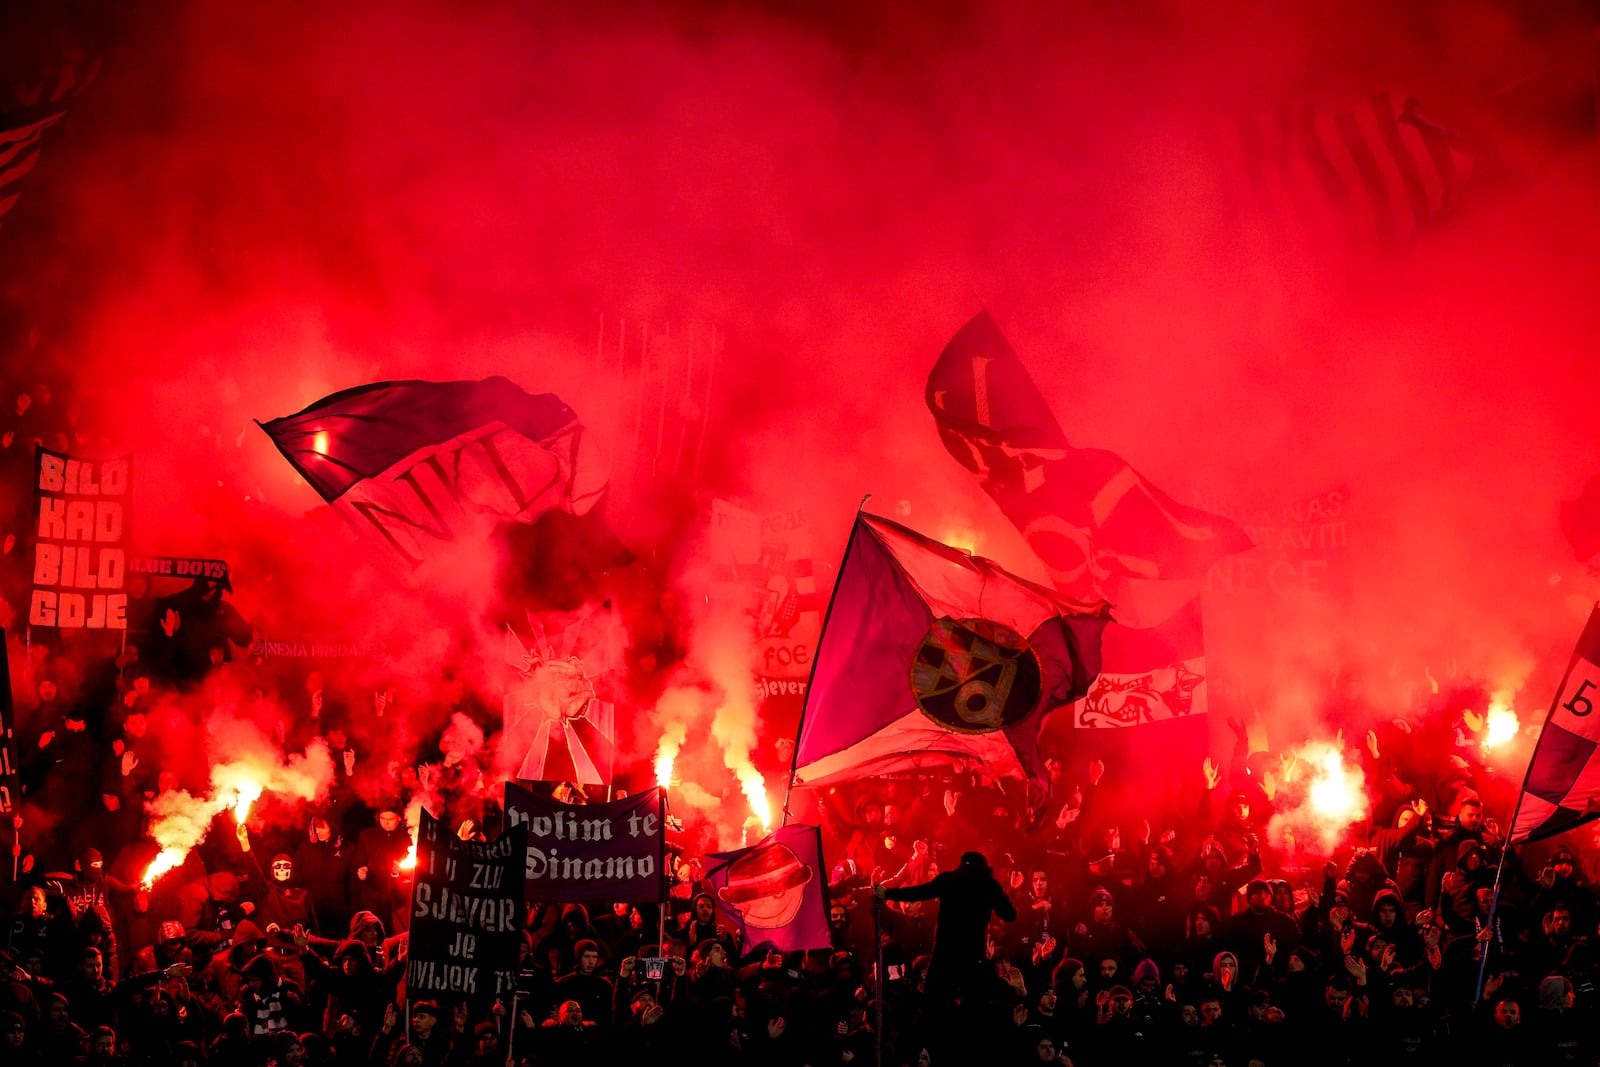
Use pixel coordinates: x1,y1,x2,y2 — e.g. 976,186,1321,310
706,823,830,954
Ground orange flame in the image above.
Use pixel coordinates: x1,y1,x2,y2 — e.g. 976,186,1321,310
399,842,417,870
1305,744,1365,824
142,847,186,890
655,726,685,790
1483,701,1520,752
231,781,263,824
735,764,772,833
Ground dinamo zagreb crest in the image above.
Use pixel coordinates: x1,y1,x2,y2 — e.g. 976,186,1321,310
910,617,1043,734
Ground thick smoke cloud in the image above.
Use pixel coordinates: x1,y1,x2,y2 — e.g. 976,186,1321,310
6,0,1600,807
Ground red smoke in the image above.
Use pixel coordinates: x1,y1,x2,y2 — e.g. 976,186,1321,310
4,1,1600,827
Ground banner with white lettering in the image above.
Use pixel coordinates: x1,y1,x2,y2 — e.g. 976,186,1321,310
247,637,386,660
503,783,665,903
29,447,131,630
406,810,526,1006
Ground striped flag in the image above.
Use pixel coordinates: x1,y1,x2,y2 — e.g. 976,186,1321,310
1509,606,1600,844
258,377,611,570
1226,91,1474,249
0,55,98,234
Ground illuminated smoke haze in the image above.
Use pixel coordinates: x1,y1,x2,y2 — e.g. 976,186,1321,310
5,0,1600,817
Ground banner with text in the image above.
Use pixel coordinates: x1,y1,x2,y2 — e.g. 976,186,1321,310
130,556,230,586
406,809,526,1006
30,448,131,630
504,783,665,903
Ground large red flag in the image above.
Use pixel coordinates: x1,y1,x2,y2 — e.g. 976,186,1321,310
927,312,1251,733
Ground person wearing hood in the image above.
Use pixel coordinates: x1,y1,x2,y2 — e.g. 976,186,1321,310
198,918,269,1021
292,817,352,937
1073,886,1144,967
1128,958,1168,1031
293,927,400,1040
238,952,303,1037
1532,974,1589,1065
240,832,318,935
1225,879,1300,983
1370,799,1435,910
1438,840,1492,936
877,849,1016,1049
676,892,733,955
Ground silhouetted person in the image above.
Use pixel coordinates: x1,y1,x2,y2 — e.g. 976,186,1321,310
876,850,1016,1005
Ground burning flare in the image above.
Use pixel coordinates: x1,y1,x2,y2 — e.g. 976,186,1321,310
1305,743,1365,825
655,725,685,789
1483,701,1520,752
735,764,772,833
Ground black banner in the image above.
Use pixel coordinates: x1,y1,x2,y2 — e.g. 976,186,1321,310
129,556,230,586
0,632,18,814
29,447,131,629
503,783,665,904
405,810,526,1005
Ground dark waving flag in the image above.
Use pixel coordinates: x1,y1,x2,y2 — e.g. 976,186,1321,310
927,312,1251,731
1225,91,1474,250
259,377,611,570
1,54,98,233
1509,606,1600,844
793,512,1107,799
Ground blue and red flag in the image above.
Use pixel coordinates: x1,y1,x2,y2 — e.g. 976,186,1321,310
792,512,1107,798
258,377,610,570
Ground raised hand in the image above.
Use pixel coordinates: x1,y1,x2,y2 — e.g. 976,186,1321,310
161,609,181,637
1012,1003,1029,1026
1366,730,1380,759
1202,758,1220,790
1344,956,1366,984
1088,760,1106,786
1264,933,1277,965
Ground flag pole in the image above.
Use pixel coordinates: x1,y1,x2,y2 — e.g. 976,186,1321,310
874,894,885,1067
1473,603,1599,1002
781,497,871,827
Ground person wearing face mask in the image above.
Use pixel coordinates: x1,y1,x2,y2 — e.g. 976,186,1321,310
250,853,318,934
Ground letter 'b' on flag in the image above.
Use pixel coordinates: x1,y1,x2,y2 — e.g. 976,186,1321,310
1510,606,1600,844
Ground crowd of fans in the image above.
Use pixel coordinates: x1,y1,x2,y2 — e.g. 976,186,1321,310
0,366,1597,1066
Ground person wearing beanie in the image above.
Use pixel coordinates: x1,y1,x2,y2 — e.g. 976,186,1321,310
295,929,400,1040
0,1010,39,1067
1225,878,1300,982
1075,886,1143,968
239,953,302,1038
267,1028,304,1067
